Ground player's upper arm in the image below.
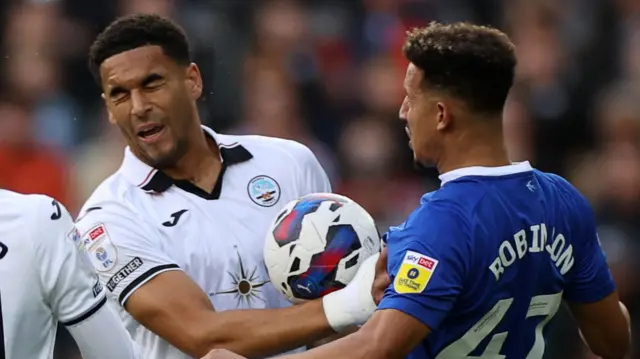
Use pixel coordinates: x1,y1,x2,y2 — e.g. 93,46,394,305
566,293,630,359
32,198,107,326
563,193,630,359
31,197,139,358
563,194,615,303
291,142,332,194
76,203,182,308
76,202,216,356
377,202,471,331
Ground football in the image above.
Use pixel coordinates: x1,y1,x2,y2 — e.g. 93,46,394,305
263,193,381,303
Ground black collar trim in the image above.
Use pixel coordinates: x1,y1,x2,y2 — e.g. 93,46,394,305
141,144,253,199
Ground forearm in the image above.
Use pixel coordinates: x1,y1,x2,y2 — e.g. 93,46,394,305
274,309,429,359
571,297,632,359
200,300,335,358
308,326,359,349
276,331,388,359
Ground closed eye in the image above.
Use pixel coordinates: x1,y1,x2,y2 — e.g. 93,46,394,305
142,73,165,89
109,86,127,100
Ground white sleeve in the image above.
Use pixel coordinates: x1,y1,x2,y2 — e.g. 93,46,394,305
76,203,182,307
67,304,141,359
33,198,106,325
293,143,332,195
31,198,139,358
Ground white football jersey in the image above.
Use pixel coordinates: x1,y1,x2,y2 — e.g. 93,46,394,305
75,127,332,359
0,190,139,359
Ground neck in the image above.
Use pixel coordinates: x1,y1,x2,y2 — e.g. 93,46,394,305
436,122,510,174
164,130,222,191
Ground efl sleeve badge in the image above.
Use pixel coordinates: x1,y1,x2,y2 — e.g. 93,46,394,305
393,250,439,294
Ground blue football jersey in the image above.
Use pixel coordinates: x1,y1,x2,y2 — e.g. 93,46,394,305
377,162,615,359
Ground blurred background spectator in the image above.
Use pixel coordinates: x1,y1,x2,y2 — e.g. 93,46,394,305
0,0,636,357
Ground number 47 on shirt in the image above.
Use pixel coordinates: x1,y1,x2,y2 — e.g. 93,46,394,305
436,292,562,359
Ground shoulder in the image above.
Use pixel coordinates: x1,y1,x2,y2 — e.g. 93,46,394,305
222,134,328,194
227,134,318,167
0,190,47,217
534,170,575,191
76,174,146,239
0,191,76,261
75,189,155,274
385,194,473,278
415,191,471,229
0,190,69,230
77,167,143,220
388,194,471,251
534,170,592,213
80,167,137,207
0,189,54,211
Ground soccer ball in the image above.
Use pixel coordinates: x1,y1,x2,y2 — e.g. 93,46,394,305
263,193,381,303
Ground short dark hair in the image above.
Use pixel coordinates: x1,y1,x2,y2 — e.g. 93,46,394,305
88,14,191,84
403,22,516,114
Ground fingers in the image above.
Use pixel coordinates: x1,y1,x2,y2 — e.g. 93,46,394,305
372,273,391,304
372,247,391,305
375,246,388,272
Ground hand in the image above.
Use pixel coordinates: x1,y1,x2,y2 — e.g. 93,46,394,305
201,348,246,359
372,247,390,304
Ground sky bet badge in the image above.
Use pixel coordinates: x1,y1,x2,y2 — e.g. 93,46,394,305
394,250,439,294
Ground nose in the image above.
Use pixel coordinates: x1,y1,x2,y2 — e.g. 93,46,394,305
399,96,409,121
130,90,151,119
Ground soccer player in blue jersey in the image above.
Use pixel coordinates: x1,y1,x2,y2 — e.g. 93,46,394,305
205,22,631,359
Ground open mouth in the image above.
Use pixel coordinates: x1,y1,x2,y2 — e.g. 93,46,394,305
137,124,165,141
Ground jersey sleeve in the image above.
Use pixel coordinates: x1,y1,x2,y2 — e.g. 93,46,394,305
377,204,471,331
293,142,332,194
75,203,181,307
67,303,141,359
31,197,107,326
563,195,616,303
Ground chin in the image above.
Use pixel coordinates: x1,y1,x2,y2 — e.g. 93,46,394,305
148,156,177,170
146,139,188,169
139,147,178,169
152,149,186,169
413,159,435,170
412,151,437,170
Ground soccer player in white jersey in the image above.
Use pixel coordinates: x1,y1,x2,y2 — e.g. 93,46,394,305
0,189,139,359
75,13,385,359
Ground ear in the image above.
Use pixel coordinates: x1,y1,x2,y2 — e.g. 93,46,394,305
185,63,203,100
106,109,117,125
435,102,452,131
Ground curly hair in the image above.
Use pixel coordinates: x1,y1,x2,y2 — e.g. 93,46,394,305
403,22,516,115
88,13,191,84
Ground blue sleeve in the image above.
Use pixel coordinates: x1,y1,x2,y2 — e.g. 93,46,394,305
563,195,616,303
377,204,470,331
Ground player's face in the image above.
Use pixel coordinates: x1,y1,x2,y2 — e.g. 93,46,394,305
100,45,203,169
399,63,443,166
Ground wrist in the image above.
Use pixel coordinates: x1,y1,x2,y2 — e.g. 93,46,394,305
322,254,379,332
322,290,350,332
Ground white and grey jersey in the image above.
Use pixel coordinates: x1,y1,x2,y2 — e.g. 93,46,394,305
0,190,139,359
76,126,332,359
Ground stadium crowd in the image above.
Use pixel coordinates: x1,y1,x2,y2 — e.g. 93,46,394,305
0,0,637,357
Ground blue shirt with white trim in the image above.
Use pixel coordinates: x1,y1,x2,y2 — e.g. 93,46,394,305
377,162,615,359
